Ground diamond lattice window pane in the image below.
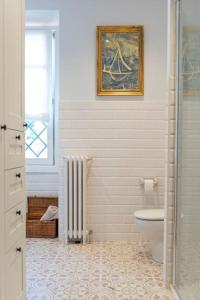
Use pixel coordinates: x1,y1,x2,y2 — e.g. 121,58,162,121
38,148,48,159
39,130,48,144
31,139,46,157
25,120,48,159
30,121,46,135
26,148,37,159
26,126,37,143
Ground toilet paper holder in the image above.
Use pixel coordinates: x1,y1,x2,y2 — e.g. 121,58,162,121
139,178,158,186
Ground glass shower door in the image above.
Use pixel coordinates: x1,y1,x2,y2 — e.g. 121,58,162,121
175,0,200,299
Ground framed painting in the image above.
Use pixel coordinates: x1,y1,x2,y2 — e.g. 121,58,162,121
97,25,144,96
183,27,200,97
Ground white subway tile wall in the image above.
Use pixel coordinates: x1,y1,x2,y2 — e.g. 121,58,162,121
165,91,176,285
59,101,165,240
26,173,59,197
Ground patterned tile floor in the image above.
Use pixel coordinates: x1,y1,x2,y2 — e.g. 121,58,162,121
173,239,200,300
26,239,174,300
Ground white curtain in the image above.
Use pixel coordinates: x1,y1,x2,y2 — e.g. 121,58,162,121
25,30,52,121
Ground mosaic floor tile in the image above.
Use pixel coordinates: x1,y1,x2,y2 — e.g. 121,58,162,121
26,239,174,300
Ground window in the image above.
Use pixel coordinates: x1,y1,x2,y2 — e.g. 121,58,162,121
25,29,56,165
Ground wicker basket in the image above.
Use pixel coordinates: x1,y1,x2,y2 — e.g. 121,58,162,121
26,197,58,238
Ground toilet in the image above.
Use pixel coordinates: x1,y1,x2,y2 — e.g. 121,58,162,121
134,209,164,263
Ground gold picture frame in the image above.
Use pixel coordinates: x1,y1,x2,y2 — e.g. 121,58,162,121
97,26,144,96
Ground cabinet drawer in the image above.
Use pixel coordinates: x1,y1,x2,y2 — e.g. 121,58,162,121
5,202,25,251
5,167,25,210
5,129,24,169
5,239,25,300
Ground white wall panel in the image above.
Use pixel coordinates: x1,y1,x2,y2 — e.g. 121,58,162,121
59,101,166,240
25,173,58,197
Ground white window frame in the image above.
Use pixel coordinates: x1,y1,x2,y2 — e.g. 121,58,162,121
25,27,58,170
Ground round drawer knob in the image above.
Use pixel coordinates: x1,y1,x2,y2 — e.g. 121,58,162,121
16,247,22,252
15,135,21,140
23,122,28,128
16,173,21,178
16,210,21,215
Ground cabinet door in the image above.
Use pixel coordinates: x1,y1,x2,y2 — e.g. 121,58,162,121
5,167,25,211
4,0,24,131
5,239,25,300
0,1,4,299
5,202,26,252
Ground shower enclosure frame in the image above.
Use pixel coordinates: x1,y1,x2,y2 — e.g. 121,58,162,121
172,0,200,298
173,0,182,297
163,0,180,294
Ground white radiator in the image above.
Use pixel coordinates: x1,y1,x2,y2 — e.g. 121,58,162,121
63,155,89,244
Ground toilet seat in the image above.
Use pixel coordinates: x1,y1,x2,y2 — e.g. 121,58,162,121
134,209,164,221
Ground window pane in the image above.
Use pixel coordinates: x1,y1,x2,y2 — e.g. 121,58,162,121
30,121,47,136
25,32,47,66
26,148,37,159
25,67,49,120
25,28,55,165
38,148,48,159
25,121,48,159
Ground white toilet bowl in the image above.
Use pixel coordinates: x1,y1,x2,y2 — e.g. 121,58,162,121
134,209,164,263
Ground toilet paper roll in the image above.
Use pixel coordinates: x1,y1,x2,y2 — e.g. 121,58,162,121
144,179,154,194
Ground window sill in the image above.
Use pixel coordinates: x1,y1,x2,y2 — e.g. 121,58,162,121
25,165,58,174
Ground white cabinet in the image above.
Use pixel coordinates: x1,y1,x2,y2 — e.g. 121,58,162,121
5,202,26,252
0,1,25,299
0,0,4,297
4,0,24,131
5,239,25,300
5,167,25,211
5,131,24,170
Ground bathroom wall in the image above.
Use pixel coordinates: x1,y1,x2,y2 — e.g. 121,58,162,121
26,0,168,240
26,173,59,196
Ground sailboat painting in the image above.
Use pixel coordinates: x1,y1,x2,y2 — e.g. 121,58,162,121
97,26,144,96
